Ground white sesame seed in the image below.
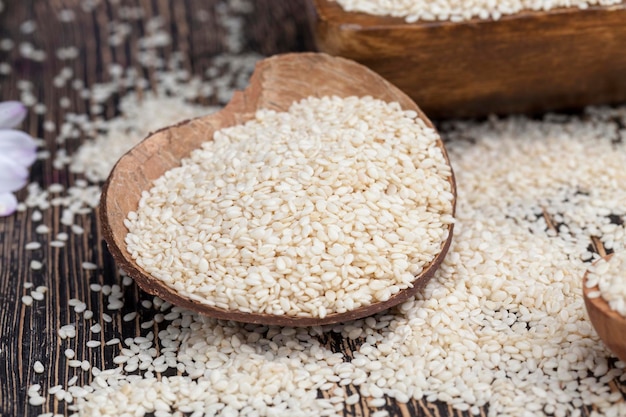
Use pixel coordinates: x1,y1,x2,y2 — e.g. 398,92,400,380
43,120,56,132
30,291,44,301
68,298,81,307
81,262,97,270
105,338,120,346
35,224,49,234
107,300,124,310
48,385,62,395
25,242,41,250
33,361,44,373
28,396,45,406
123,312,137,322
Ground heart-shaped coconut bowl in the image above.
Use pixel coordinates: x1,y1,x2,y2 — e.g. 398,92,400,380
100,52,456,327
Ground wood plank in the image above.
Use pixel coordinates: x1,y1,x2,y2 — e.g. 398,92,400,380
310,0,626,118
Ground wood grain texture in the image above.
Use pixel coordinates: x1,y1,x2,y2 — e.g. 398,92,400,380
101,52,456,327
310,0,626,119
583,254,626,364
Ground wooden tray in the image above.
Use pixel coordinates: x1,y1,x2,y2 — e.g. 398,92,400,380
308,0,626,119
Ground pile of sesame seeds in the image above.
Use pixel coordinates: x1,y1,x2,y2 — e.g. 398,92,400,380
125,95,455,318
3,0,626,416
69,91,212,183
332,0,623,22
586,251,626,316
29,106,626,417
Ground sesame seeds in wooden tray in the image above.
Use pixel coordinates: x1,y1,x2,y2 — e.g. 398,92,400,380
309,0,626,118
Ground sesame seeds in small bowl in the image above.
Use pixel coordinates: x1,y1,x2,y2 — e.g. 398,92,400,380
100,52,456,327
583,251,626,363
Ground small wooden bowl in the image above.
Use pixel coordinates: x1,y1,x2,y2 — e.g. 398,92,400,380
308,0,626,119
583,254,626,363
100,52,456,327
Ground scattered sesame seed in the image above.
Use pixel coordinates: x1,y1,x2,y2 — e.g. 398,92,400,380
19,20,37,34
49,385,63,395
122,312,137,322
68,298,82,307
28,396,45,406
67,360,82,368
30,291,44,301
33,361,44,373
105,338,120,346
0,38,14,50
81,262,97,270
43,120,56,132
140,320,154,329
57,9,76,22
107,300,123,310
31,210,43,222
35,224,49,234
86,340,100,348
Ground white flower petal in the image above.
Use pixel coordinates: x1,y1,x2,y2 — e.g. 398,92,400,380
0,129,37,166
0,154,29,192
0,192,18,216
0,101,27,129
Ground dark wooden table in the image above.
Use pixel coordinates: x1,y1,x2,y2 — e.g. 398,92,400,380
0,1,621,417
